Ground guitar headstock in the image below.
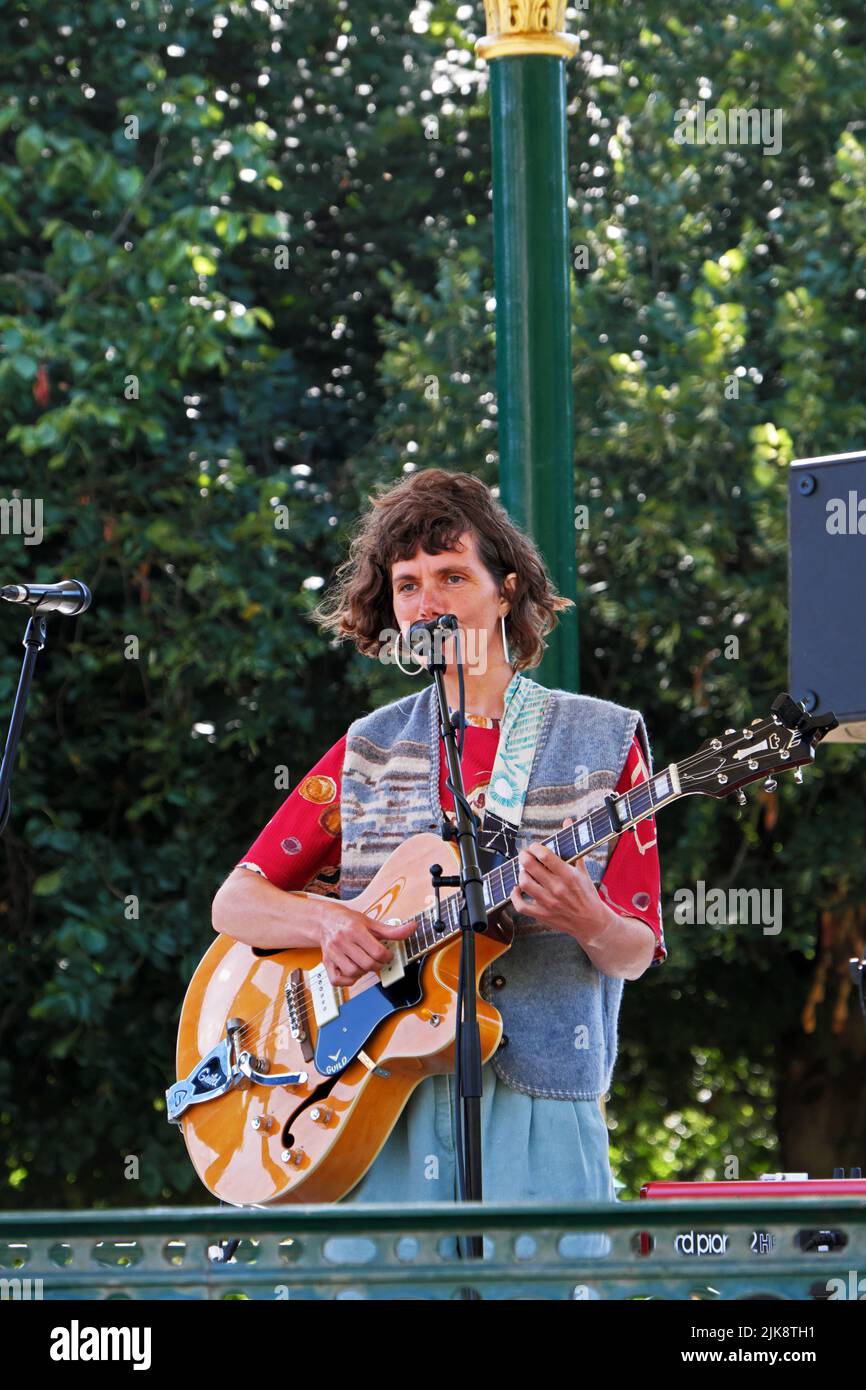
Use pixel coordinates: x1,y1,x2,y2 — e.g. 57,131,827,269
678,693,838,801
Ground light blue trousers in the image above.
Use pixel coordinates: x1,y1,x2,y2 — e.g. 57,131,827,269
321,1062,616,1297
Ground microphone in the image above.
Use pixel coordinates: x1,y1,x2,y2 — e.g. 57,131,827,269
0,579,92,616
408,614,458,642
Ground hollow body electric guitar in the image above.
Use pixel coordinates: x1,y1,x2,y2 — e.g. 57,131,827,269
168,693,836,1206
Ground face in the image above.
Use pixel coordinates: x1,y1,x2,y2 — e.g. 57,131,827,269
390,530,516,672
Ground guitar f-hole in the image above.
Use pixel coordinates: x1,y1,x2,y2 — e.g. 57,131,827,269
280,1078,339,1150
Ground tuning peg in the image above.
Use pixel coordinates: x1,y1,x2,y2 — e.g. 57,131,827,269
793,768,804,784
724,728,737,735
750,718,762,726
763,776,777,793
735,789,747,806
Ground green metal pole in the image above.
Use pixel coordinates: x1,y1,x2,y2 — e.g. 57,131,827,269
477,6,579,693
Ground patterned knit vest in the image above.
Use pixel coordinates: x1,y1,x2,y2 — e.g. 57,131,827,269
339,672,651,1100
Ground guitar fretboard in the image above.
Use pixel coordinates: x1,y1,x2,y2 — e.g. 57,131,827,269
402,763,681,961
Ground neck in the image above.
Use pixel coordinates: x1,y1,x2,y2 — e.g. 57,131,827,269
443,660,515,719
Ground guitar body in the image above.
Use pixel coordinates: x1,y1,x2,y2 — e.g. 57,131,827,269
171,689,835,1207
174,833,511,1206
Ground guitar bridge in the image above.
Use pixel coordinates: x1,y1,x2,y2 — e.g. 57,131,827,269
286,969,313,1062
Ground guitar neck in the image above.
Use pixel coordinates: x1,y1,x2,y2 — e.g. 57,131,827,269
403,762,683,962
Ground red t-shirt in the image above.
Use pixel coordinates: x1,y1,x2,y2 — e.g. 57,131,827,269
237,717,666,965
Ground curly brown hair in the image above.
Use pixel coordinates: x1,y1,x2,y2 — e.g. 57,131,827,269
312,469,574,671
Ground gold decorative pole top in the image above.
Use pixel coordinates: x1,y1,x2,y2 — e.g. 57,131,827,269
476,1,580,61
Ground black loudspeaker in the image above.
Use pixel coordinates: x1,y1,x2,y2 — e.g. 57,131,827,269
789,450,866,743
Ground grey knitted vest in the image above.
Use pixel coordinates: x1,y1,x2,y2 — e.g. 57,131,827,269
340,671,651,1100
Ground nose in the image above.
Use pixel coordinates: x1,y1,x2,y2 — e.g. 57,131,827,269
416,589,440,620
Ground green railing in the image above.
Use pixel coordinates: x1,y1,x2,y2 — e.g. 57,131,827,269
1,1199,865,1300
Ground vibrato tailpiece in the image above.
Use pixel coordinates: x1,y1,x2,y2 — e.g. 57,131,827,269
166,1017,308,1124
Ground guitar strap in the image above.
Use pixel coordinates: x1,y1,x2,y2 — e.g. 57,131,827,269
473,673,552,875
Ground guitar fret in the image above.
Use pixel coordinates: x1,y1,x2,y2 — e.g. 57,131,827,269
501,859,516,899
449,895,460,930
401,763,680,961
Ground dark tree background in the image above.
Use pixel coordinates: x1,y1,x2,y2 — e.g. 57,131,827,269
0,0,864,1208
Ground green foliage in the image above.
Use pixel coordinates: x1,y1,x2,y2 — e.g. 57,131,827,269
1,0,864,1208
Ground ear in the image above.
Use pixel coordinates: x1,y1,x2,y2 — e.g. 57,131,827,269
500,571,518,614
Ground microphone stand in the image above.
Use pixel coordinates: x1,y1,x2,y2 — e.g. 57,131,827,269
422,618,487,1286
0,581,91,836
0,609,49,836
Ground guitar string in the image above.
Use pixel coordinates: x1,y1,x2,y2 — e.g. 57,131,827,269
227,732,788,1055
229,734,785,1055
230,796,637,1051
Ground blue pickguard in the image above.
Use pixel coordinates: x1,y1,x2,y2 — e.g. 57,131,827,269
314,963,423,1076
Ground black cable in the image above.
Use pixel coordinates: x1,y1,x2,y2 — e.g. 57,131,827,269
455,637,466,759
450,624,468,1258
454,925,467,1262
443,627,477,826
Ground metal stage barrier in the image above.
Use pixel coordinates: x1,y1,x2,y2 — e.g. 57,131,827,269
2,1199,865,1300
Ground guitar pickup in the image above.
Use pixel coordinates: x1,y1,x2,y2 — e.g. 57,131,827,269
378,938,407,987
309,963,341,1025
